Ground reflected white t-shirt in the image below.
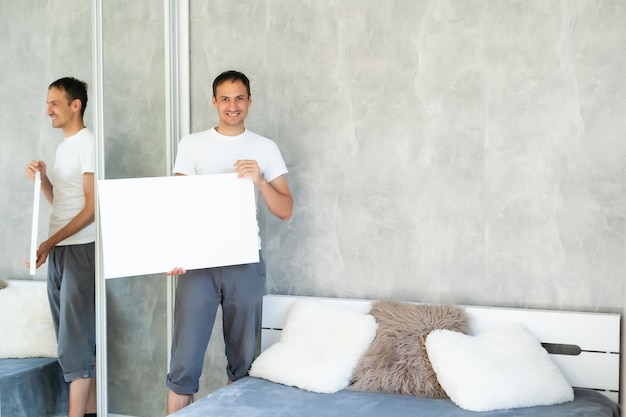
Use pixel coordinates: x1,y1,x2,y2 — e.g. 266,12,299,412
49,128,96,246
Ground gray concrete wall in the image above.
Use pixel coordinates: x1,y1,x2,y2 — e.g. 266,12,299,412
1,1,625,415
190,0,625,312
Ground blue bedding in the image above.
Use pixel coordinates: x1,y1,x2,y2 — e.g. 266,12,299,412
0,358,68,417
172,377,620,417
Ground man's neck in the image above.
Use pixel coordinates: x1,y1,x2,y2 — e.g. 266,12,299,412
62,122,86,138
215,124,244,136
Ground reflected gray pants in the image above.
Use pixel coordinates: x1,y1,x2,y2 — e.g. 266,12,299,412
47,242,96,382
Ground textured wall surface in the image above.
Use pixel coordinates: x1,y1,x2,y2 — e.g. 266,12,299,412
1,0,625,415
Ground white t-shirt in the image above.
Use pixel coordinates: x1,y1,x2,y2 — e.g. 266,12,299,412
173,128,288,180
173,128,289,248
49,128,96,246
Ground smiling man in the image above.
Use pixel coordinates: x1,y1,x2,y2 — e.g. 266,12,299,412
165,70,293,414
25,77,97,417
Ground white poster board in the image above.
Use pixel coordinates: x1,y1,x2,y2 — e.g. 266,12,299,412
29,171,41,275
98,173,259,279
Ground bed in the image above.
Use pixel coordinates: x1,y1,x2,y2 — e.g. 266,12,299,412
0,357,68,417
171,377,619,417
171,294,621,417
0,279,68,417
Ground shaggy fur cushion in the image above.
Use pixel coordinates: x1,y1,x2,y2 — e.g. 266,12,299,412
250,299,378,393
426,323,574,411
350,301,469,397
0,279,57,358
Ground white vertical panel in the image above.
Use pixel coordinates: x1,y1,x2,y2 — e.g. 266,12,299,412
261,329,282,351
164,0,190,374
261,294,372,328
550,353,619,391
29,171,41,276
466,306,621,352
92,0,107,415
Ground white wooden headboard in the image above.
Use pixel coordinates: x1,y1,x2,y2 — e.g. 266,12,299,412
260,294,621,403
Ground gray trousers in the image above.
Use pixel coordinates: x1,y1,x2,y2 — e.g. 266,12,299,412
47,242,96,382
167,252,266,395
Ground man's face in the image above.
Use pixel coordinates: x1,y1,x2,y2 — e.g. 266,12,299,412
46,87,75,129
212,80,251,130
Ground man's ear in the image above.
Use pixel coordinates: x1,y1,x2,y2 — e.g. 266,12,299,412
71,98,83,114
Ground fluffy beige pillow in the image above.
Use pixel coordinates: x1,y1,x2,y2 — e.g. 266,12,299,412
350,301,468,397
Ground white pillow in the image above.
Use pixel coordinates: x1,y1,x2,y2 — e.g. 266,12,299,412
249,299,377,393
0,280,57,358
425,323,574,411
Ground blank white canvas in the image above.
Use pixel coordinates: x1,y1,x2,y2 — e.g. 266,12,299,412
30,171,41,275
98,173,259,279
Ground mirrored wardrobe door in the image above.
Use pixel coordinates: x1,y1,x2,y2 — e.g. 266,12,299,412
98,1,169,415
96,1,189,415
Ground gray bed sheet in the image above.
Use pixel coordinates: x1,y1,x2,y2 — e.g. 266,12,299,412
0,357,68,417
172,377,620,417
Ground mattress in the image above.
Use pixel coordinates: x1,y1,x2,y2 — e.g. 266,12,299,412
171,377,620,417
0,358,68,417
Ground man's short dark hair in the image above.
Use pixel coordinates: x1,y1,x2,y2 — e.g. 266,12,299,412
212,70,250,98
49,77,89,118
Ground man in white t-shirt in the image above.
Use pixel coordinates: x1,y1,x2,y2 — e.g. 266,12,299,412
26,77,97,417
166,70,293,414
